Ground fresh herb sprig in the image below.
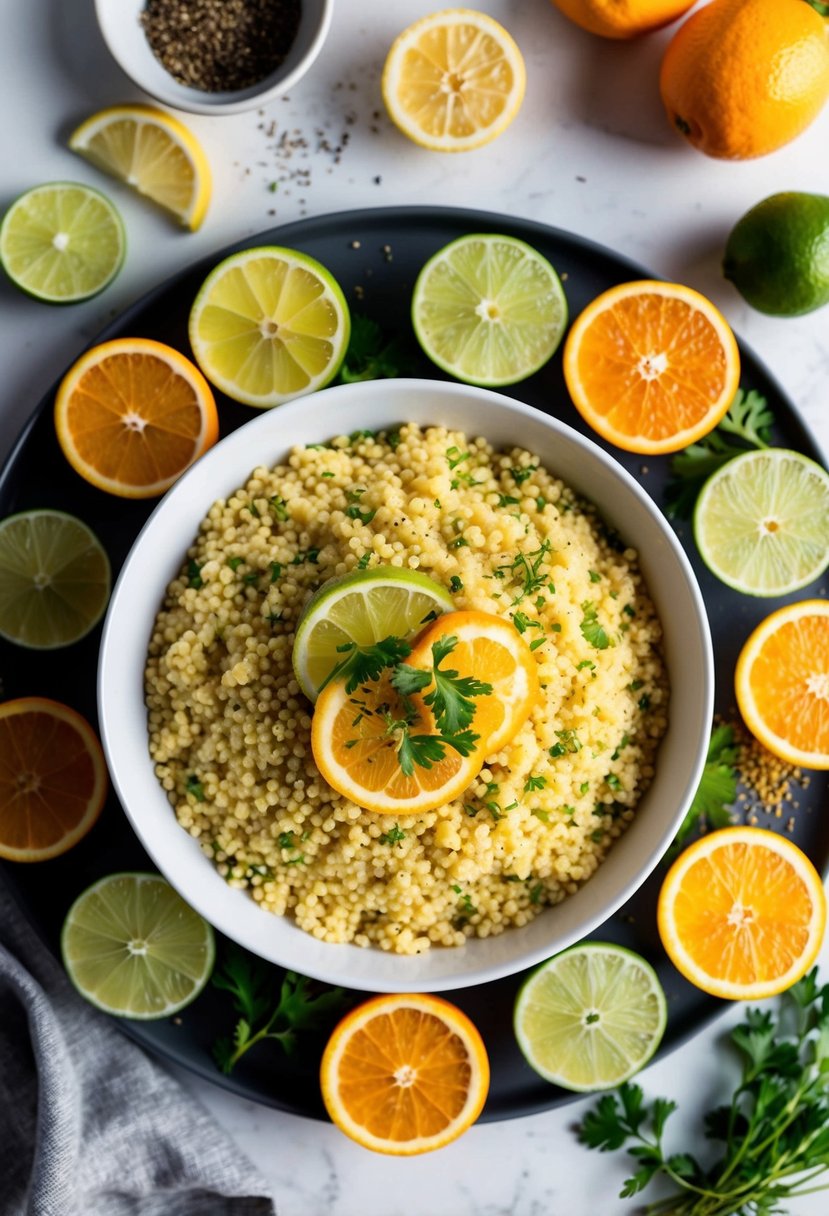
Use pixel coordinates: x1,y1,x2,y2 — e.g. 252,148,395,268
670,724,738,855
664,389,775,518
337,314,411,383
579,969,829,1213
212,949,347,1074
317,635,412,695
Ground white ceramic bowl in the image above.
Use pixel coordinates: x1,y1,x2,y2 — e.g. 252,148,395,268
94,0,333,116
98,379,713,992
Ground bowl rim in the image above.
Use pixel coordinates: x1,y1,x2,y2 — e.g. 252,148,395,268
98,377,714,991
93,0,334,116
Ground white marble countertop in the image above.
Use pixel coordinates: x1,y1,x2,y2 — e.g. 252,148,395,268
2,2,829,1213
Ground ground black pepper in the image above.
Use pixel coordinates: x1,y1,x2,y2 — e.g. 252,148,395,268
140,0,302,93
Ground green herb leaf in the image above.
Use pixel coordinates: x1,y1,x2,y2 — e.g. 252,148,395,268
671,724,738,851
319,635,412,696
337,314,410,383
580,601,612,650
423,635,493,735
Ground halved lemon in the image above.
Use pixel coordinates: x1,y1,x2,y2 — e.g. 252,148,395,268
381,9,526,152
68,103,211,231
188,246,351,408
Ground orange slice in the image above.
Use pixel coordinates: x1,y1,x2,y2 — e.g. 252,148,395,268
311,670,483,815
54,337,219,498
657,826,826,1000
563,280,741,455
735,600,829,769
320,993,490,1155
407,609,541,754
0,697,108,861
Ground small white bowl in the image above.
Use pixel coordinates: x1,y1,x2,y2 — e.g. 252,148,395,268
94,0,333,116
98,379,713,993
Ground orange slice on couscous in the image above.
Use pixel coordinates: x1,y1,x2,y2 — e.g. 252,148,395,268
320,992,490,1154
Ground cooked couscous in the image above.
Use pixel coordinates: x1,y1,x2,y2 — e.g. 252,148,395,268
145,424,668,953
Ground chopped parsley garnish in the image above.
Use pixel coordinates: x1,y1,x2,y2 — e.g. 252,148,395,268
446,446,470,470
185,774,205,802
449,576,464,594
336,314,408,383
356,552,371,569
268,495,289,522
187,560,204,589
291,548,320,565
269,561,282,583
380,824,406,845
580,601,612,650
510,464,537,485
549,728,583,757
524,774,547,792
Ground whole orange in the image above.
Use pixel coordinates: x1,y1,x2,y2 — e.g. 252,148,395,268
550,0,695,38
660,0,829,159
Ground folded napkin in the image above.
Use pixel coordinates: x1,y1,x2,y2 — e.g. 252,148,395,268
0,881,276,1216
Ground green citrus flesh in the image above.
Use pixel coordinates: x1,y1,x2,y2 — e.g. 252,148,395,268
0,510,111,648
723,192,829,317
0,182,125,303
411,233,568,387
61,873,215,1019
292,566,455,701
514,942,667,1092
188,246,351,408
694,448,829,597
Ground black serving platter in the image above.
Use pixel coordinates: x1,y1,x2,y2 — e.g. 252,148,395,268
2,206,828,1123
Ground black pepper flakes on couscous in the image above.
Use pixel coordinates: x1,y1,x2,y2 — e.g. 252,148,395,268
145,423,668,954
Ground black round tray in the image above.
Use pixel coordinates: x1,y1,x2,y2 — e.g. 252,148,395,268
2,205,827,1123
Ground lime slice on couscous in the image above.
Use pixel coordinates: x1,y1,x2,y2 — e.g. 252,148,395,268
513,942,667,1092
61,873,215,1019
0,509,111,649
411,233,567,387
292,566,455,701
693,448,829,597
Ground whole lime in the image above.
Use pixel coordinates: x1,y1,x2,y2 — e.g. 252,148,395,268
723,192,829,317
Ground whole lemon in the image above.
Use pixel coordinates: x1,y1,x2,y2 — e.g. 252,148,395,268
660,0,829,159
723,192,829,316
550,0,695,39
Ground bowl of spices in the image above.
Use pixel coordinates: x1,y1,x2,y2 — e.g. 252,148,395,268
95,0,333,116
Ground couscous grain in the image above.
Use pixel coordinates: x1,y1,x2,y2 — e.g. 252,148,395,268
145,424,669,953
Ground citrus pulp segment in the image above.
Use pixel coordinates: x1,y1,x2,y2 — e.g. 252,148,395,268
292,566,455,701
54,337,219,498
657,826,826,1000
562,280,741,454
411,234,567,386
694,449,829,596
61,872,215,1018
381,9,526,152
735,600,829,770
0,182,125,303
513,943,667,1091
406,609,541,754
0,510,110,649
320,992,490,1154
188,246,351,408
68,103,211,230
0,698,107,862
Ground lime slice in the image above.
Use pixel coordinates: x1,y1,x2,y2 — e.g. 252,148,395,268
513,942,667,1091
292,566,455,701
189,246,351,408
61,873,215,1019
0,182,125,303
694,448,829,597
411,234,567,387
0,510,111,649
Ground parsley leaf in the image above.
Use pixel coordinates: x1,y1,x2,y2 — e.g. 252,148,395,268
337,314,410,383
670,724,738,852
317,635,412,696
580,601,612,650
422,635,493,735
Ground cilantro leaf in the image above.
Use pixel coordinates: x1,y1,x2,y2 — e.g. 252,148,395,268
423,635,493,734
317,635,412,696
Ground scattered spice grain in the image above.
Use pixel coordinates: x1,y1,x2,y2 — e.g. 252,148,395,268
140,0,302,93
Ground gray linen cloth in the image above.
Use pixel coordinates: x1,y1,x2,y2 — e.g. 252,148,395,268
0,882,276,1216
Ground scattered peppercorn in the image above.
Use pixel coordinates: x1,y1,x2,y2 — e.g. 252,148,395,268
140,0,302,93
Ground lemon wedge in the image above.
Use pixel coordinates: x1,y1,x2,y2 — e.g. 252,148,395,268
382,9,526,152
68,103,211,231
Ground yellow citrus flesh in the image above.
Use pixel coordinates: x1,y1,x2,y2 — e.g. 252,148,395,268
735,600,829,769
382,9,526,152
320,993,490,1154
657,826,826,1000
0,697,107,861
54,338,218,498
563,280,741,454
68,103,211,230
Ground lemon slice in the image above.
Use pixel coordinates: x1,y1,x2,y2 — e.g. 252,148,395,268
0,510,111,649
292,566,454,701
412,233,568,386
61,873,215,1018
68,103,211,231
514,942,667,1091
0,182,125,303
189,246,351,408
694,448,829,597
382,9,526,151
